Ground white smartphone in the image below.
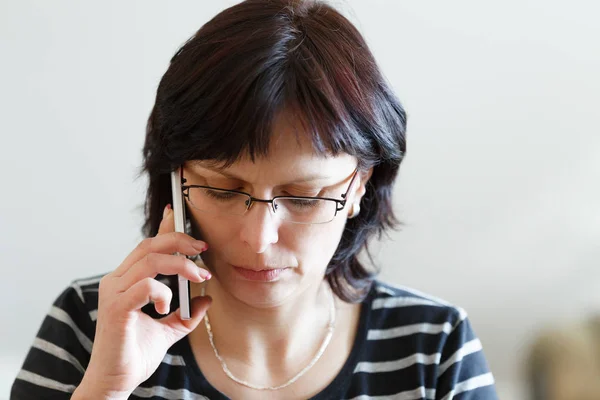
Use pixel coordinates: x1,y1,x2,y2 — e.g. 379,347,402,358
170,168,191,320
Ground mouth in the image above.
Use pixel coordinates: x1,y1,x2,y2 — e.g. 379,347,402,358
232,265,290,282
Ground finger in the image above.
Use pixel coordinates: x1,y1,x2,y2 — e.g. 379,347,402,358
157,204,175,236
120,277,172,313
114,232,207,278
113,204,207,278
115,204,177,276
161,295,212,339
119,253,211,291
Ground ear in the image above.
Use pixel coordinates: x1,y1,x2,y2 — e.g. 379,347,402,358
352,167,374,203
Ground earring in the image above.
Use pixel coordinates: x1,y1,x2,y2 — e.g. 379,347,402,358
348,203,360,219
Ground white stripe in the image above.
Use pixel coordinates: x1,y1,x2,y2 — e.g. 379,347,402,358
375,287,468,323
49,306,93,353
70,283,85,303
377,283,452,307
347,386,436,400
367,322,453,340
438,339,483,377
32,338,86,374
456,307,468,322
354,352,441,373
16,370,76,393
132,385,209,399
372,296,441,310
440,372,495,400
162,353,186,366
375,285,398,296
70,276,102,303
377,285,469,321
73,276,103,287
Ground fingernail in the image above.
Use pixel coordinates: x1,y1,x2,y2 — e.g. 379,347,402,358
197,269,212,280
163,204,172,219
193,241,208,251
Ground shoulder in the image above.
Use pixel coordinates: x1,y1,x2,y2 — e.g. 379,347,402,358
10,274,109,398
368,280,467,330
36,273,108,350
352,280,498,398
63,273,106,317
366,280,480,362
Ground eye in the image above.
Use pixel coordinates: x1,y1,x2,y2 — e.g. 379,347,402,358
204,189,236,200
288,198,320,208
283,188,322,197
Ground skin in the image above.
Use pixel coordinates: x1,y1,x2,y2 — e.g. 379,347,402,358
183,112,373,399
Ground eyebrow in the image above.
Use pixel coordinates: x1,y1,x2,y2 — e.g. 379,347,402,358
190,164,333,185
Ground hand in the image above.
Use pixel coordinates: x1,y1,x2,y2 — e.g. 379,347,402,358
75,205,212,399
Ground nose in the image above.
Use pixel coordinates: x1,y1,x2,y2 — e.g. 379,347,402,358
238,200,279,254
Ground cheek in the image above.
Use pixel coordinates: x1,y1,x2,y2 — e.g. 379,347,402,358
187,211,233,262
280,218,347,270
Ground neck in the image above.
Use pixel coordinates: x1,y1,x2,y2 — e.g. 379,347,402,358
191,279,334,372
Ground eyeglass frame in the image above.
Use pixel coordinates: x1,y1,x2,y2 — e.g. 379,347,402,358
178,166,360,224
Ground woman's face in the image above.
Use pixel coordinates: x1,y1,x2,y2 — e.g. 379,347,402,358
183,115,370,308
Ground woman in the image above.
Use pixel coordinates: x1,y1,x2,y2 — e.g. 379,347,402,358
11,0,498,399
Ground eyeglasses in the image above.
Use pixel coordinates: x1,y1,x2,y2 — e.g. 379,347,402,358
180,168,359,224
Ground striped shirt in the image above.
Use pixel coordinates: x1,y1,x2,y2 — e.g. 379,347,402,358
11,275,498,399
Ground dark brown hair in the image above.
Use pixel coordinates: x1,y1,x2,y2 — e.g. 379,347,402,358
142,0,407,302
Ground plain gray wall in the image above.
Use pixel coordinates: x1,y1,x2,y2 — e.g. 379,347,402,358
1,1,599,398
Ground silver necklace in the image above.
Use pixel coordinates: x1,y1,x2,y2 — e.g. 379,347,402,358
201,285,336,391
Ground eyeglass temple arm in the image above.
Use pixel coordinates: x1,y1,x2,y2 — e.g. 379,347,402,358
336,168,360,211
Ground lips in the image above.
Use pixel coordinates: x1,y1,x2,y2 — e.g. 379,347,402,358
232,265,289,282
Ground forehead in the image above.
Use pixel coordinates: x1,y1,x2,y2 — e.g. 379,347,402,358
191,112,356,181
256,112,327,166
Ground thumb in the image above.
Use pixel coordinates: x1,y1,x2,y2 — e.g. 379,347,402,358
161,295,212,340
